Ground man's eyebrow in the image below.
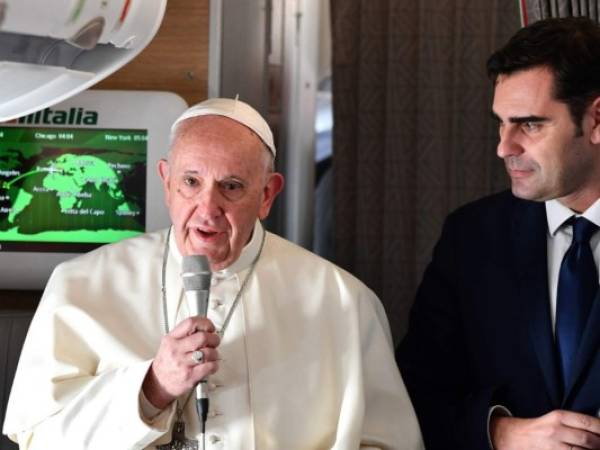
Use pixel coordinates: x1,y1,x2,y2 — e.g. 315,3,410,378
178,169,251,184
490,111,550,124
508,115,550,124
219,175,246,182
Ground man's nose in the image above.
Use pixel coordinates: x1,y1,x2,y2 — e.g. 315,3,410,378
496,126,523,159
194,185,224,218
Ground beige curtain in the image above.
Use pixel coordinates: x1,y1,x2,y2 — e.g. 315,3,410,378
331,0,520,344
521,0,600,23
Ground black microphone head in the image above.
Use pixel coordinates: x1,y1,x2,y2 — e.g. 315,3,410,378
181,255,211,291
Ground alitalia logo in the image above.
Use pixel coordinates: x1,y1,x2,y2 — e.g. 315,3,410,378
9,107,99,125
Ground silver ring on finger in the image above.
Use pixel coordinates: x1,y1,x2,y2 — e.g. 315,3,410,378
191,350,204,364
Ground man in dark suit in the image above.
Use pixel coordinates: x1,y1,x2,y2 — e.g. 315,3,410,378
396,17,600,449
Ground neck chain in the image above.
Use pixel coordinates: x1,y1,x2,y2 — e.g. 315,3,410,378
160,226,266,337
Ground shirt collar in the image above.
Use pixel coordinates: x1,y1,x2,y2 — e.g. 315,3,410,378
545,198,600,235
169,220,264,278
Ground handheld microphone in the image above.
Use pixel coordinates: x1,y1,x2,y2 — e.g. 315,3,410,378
181,255,211,437
181,254,211,317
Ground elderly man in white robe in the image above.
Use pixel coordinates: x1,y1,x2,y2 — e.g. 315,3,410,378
3,98,423,450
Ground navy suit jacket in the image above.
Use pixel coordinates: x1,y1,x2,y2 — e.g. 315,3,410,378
396,190,600,449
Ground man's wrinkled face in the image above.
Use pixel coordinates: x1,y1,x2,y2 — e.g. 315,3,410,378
493,66,600,211
159,116,283,270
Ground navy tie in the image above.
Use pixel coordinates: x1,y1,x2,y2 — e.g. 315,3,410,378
556,217,599,390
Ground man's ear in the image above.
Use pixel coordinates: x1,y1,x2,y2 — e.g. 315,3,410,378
157,158,172,206
258,172,285,220
590,96,600,145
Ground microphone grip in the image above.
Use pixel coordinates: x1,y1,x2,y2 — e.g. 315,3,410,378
187,290,209,395
195,379,208,399
188,293,210,432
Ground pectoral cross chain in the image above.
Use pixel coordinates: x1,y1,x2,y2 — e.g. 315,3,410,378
157,421,198,450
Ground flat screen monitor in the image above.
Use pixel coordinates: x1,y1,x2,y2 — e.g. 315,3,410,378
0,90,188,289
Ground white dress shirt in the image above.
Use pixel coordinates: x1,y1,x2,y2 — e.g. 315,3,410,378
545,198,600,330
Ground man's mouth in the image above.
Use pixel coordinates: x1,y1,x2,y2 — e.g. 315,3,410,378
504,159,536,179
193,227,221,240
507,168,534,178
505,157,535,172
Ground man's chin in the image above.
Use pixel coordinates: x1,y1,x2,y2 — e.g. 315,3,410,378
511,185,547,202
181,238,215,254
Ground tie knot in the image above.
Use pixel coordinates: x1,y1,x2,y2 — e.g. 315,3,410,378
571,217,598,244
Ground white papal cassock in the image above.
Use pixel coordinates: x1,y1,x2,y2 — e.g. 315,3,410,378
3,221,423,449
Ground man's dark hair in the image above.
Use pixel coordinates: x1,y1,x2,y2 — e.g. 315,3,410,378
487,16,600,131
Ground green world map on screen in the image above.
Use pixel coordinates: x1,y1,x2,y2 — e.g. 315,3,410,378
0,127,147,250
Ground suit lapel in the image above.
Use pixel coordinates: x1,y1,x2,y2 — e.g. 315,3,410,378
512,200,561,406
